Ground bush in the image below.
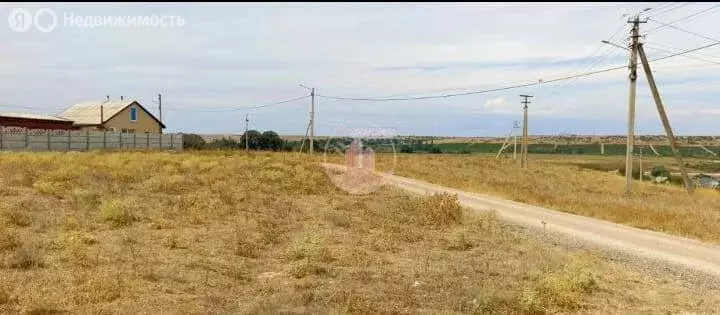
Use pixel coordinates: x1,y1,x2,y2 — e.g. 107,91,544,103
421,193,463,227
429,146,443,154
399,145,414,154
182,134,206,150
651,165,671,178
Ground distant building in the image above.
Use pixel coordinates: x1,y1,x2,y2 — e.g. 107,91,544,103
58,99,165,133
0,112,75,130
692,174,720,189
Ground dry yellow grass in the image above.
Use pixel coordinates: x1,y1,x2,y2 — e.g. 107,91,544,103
375,153,720,243
0,151,718,314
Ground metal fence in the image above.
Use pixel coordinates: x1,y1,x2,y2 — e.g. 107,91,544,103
0,127,183,152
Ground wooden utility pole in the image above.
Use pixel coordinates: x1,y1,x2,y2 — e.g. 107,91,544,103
244,114,249,151
520,95,533,169
310,88,315,155
625,15,644,195
637,43,694,194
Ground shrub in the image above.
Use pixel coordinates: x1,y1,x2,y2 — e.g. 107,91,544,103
651,165,671,178
421,193,463,227
182,134,206,150
99,199,136,228
399,145,414,154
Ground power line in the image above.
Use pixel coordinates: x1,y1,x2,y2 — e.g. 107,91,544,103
646,3,691,18
645,4,720,34
651,41,720,62
646,41,720,59
647,17,720,43
644,44,720,65
316,42,720,102
543,22,628,99
164,95,310,113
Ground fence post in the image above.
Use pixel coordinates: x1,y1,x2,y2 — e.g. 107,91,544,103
119,131,123,150
86,129,90,151
170,133,174,150
103,130,107,149
68,130,71,151
133,132,137,149
0,127,4,151
47,131,51,151
147,133,150,150
24,128,29,149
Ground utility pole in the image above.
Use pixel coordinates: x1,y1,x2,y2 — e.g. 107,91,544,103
624,15,645,195
158,93,162,127
639,147,643,183
520,95,533,169
244,114,249,151
637,43,694,194
513,120,519,160
310,88,315,155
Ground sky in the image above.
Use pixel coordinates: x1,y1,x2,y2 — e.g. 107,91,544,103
1,2,719,137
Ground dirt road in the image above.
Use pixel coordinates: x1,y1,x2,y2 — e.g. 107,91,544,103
322,164,720,278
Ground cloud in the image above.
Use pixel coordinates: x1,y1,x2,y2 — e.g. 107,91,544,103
484,97,507,111
0,3,719,136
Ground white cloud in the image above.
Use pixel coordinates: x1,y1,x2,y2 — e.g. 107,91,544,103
484,97,507,111
0,3,718,136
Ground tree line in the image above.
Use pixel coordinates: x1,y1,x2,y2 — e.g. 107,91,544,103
183,130,286,151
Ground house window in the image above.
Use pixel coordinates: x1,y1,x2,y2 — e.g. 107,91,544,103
121,128,136,134
130,106,138,122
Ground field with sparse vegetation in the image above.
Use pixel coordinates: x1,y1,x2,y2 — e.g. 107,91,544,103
1,151,719,314
361,153,720,243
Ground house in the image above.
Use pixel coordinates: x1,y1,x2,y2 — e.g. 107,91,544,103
0,112,76,130
58,99,165,134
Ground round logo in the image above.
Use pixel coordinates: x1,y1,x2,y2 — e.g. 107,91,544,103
8,8,32,32
322,121,397,195
34,8,57,33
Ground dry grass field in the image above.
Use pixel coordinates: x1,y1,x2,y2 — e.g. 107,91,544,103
1,151,719,314
369,153,720,243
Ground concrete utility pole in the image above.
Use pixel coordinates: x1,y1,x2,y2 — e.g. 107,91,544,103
310,88,315,155
639,147,643,183
244,114,249,151
158,93,163,126
513,120,519,160
520,95,533,169
624,15,645,195
637,43,694,194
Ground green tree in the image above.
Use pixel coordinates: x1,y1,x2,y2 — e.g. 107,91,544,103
182,134,207,150
240,130,262,149
259,131,283,151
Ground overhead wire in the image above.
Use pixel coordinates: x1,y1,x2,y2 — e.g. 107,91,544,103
645,4,720,34
647,17,720,43
643,43,720,66
646,2,691,18
164,95,310,113
316,41,720,102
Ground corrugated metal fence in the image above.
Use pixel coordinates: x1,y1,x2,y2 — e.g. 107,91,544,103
0,127,183,151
